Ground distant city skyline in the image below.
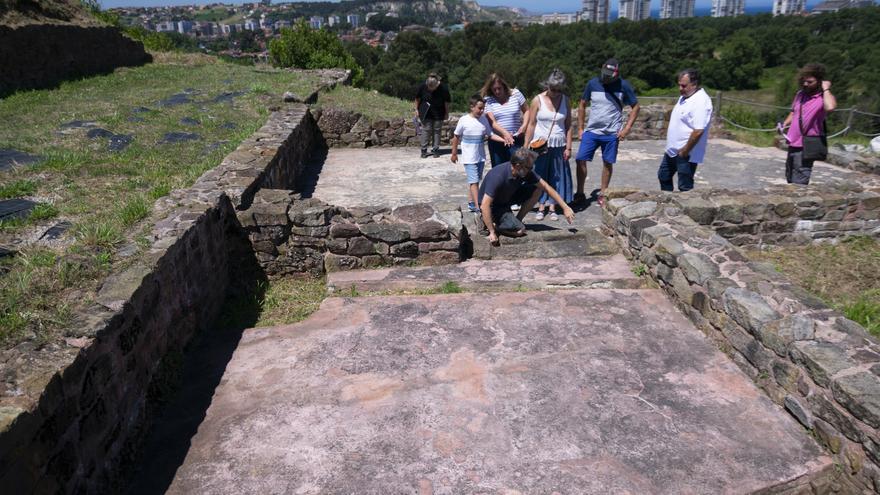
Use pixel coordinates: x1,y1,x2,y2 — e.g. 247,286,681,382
101,0,824,14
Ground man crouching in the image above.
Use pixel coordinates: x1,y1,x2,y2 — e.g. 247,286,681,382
478,148,575,246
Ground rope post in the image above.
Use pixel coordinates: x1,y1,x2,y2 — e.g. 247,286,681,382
716,90,723,118
844,107,856,137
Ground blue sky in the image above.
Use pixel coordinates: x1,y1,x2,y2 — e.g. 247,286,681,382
103,0,818,14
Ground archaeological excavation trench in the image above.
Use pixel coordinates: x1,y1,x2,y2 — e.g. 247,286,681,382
3,102,880,493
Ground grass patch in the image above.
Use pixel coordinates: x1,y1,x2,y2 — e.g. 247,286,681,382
255,277,327,327
0,179,36,199
315,86,412,121
746,236,880,336
0,54,331,348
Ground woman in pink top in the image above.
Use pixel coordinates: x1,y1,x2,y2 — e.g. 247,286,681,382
781,63,837,185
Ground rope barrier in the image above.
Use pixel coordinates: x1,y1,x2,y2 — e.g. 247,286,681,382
720,96,790,111
718,115,778,132
826,126,851,139
853,108,880,118
853,129,880,137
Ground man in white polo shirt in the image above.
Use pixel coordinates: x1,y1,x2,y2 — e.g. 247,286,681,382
659,68,713,192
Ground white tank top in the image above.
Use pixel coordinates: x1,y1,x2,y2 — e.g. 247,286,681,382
532,92,568,148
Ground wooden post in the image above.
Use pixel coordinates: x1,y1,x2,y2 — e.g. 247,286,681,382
715,90,723,117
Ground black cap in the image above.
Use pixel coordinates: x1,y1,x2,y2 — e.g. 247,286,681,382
601,58,620,78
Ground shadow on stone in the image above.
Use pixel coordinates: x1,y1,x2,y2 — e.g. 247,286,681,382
297,147,329,199
123,221,268,495
39,221,72,241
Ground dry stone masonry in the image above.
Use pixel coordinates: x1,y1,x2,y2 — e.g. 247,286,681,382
314,104,712,148
238,192,463,276
603,187,880,492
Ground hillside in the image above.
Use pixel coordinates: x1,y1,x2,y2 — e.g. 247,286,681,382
0,0,98,26
282,0,519,24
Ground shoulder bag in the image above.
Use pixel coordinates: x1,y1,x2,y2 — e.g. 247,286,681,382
798,93,827,161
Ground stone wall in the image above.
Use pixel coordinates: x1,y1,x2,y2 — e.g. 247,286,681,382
0,104,316,493
314,104,727,148
660,186,880,247
0,25,151,96
238,192,463,277
603,189,880,492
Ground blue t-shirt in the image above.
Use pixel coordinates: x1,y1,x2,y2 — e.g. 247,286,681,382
478,161,540,205
581,77,638,135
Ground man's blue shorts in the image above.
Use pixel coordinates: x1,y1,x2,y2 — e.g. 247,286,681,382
575,131,619,164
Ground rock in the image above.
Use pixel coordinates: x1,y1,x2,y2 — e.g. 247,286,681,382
359,222,410,243
160,132,201,144
0,148,44,171
417,251,459,265
654,236,684,267
282,91,302,103
157,92,194,107
212,91,246,104
618,201,657,223
0,198,36,221
347,237,378,256
390,241,419,258
678,252,719,285
39,221,72,241
783,395,813,428
791,341,856,388
722,288,780,335
758,314,815,356
96,263,152,311
391,203,434,223
831,372,880,429
871,136,880,154
180,117,201,126
813,419,842,453
86,128,132,152
639,225,672,247
410,220,448,241
291,205,332,227
330,222,361,239
675,196,716,225
324,253,362,272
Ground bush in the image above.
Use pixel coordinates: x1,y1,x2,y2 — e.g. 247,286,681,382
268,20,363,84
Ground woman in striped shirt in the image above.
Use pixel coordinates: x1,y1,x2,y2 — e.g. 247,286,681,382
482,73,530,169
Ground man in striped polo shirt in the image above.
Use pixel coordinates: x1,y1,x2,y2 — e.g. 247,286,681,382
574,58,640,208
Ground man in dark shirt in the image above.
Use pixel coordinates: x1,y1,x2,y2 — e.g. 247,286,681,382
414,73,451,158
478,148,574,245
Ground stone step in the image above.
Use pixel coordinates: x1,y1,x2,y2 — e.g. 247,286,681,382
327,254,645,293
167,289,832,494
463,210,617,259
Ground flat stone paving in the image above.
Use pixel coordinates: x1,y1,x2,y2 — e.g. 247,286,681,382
168,288,830,494
327,254,645,293
311,139,880,230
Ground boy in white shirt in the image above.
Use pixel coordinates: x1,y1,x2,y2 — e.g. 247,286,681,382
451,94,506,213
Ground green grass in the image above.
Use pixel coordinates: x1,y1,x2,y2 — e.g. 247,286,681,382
0,179,37,198
255,277,327,327
0,53,328,347
315,86,412,121
746,236,880,337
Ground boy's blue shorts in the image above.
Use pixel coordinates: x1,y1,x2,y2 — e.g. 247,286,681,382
575,131,619,164
464,160,485,184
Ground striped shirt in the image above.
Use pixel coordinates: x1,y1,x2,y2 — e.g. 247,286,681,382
485,88,527,134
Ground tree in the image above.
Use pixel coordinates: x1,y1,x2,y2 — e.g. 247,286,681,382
269,20,364,84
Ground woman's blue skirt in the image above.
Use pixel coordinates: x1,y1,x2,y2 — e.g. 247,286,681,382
533,146,572,206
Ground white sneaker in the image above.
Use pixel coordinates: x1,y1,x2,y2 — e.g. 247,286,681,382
511,204,520,212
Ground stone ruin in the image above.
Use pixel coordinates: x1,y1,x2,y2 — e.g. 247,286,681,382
1,92,879,493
